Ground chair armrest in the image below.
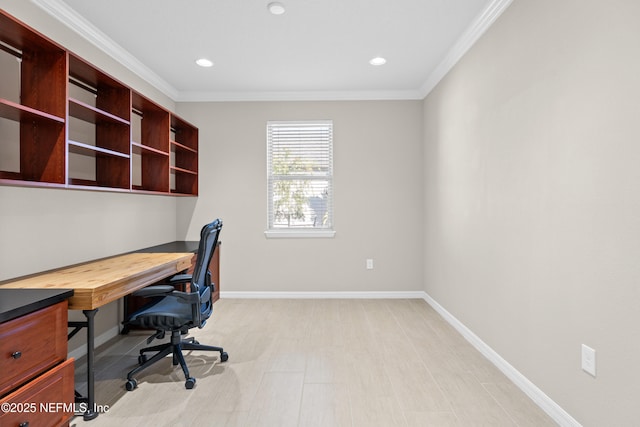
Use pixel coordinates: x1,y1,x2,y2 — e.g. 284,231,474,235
170,290,200,304
168,273,192,284
132,285,175,298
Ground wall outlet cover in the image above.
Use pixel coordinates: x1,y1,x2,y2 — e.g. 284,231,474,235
581,344,596,377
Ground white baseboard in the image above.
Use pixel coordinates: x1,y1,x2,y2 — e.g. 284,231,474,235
421,292,581,427
68,325,120,361
220,290,427,299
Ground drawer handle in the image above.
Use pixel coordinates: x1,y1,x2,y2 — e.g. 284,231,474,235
19,422,29,427
11,351,22,359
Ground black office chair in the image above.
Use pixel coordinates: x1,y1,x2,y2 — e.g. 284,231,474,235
123,219,228,391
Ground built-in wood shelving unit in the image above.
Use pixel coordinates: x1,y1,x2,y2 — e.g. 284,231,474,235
0,9,198,196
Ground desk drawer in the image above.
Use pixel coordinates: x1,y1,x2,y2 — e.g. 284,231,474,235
0,358,74,427
0,302,68,396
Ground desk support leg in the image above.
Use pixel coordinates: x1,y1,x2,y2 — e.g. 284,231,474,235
83,309,99,421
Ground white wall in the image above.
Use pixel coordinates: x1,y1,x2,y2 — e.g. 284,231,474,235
176,100,424,294
0,187,178,280
422,0,640,425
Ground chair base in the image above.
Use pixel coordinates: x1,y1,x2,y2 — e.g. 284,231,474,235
125,329,228,390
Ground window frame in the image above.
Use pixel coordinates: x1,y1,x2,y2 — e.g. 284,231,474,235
265,120,335,239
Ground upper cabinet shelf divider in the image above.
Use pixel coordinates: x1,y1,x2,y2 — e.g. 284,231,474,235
68,98,130,126
0,99,65,123
171,140,198,154
131,142,169,156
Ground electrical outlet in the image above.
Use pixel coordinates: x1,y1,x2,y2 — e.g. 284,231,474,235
581,344,596,377
366,259,374,270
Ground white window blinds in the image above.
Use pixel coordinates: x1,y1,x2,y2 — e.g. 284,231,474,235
267,121,334,236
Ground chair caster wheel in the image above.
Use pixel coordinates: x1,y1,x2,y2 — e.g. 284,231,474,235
185,377,196,389
125,379,137,391
220,351,229,362
138,354,147,365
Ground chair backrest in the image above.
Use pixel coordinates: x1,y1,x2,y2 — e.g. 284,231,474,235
190,219,222,326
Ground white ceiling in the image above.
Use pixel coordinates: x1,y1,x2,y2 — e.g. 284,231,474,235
33,0,512,102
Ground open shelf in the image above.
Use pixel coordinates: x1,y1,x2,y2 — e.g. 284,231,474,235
68,98,130,126
171,140,198,154
170,114,198,195
67,54,131,191
68,54,130,122
171,166,198,175
0,9,198,196
67,138,130,190
0,99,65,123
131,142,169,157
131,92,171,193
0,11,67,185
170,168,199,196
68,140,131,158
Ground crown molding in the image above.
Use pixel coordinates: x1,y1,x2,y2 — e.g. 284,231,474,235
31,0,511,103
176,89,425,103
31,0,179,100
418,0,514,99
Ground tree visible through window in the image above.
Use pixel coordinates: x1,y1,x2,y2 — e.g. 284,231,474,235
267,121,333,234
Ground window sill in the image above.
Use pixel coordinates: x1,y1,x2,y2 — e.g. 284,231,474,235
264,230,336,239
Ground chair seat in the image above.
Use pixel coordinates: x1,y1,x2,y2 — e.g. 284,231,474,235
128,297,194,330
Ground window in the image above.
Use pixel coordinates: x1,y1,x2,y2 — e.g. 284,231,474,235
266,120,335,238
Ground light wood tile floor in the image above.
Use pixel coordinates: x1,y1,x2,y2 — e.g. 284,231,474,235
71,299,557,427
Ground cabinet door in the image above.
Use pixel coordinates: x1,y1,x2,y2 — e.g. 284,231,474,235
0,358,75,427
0,302,68,396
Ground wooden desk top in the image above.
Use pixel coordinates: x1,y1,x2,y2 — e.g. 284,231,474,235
0,253,193,310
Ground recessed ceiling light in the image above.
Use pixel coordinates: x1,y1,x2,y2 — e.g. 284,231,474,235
369,57,387,66
195,58,214,67
268,2,286,15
